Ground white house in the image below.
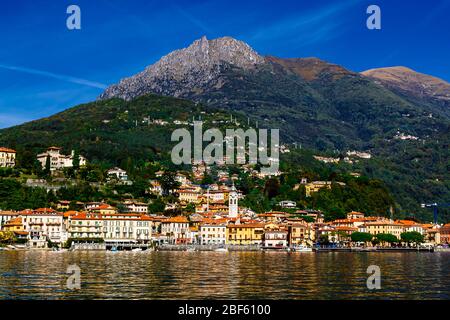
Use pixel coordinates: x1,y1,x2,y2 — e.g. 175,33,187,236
263,230,288,248
278,200,297,209
160,216,190,244
107,167,128,181
123,200,148,214
0,147,16,168
199,224,226,245
37,147,86,171
21,208,66,247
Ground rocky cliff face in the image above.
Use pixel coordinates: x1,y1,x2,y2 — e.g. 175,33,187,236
99,36,265,100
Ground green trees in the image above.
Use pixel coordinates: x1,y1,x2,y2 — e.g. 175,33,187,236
400,231,425,246
72,150,80,170
376,233,398,245
148,197,166,214
350,232,373,243
44,155,51,177
160,172,180,196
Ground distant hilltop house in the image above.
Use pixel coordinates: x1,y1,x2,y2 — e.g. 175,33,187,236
107,167,129,181
314,155,340,164
37,147,86,171
294,180,346,197
0,147,16,168
278,200,297,209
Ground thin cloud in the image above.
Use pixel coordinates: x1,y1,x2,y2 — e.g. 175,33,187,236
248,0,362,45
172,4,214,35
0,64,107,89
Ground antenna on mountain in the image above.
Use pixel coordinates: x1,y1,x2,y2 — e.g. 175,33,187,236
256,121,258,128
247,117,250,126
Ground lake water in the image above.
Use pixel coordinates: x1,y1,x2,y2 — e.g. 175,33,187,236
0,251,449,300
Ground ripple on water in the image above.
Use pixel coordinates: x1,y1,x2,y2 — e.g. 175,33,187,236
0,251,449,300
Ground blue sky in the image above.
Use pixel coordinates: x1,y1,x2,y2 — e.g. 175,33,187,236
1,0,449,128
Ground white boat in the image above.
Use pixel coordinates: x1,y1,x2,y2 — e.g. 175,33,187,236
131,248,143,252
214,248,228,252
292,245,313,252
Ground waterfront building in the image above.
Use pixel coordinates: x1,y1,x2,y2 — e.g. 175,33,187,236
0,147,16,168
1,217,28,240
440,223,450,244
396,220,425,234
287,223,308,246
69,212,152,244
21,208,66,247
69,212,103,239
263,229,288,248
102,213,152,244
160,216,190,244
227,223,265,245
199,224,226,245
36,147,86,171
0,211,19,229
364,221,404,239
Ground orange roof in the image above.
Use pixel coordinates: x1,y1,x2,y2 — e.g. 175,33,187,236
64,210,79,218
228,223,265,229
165,216,189,223
0,147,16,153
4,217,23,226
335,226,358,231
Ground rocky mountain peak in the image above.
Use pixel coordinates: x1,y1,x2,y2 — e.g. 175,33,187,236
99,36,264,100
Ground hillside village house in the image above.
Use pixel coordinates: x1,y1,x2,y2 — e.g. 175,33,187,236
302,181,347,197
123,200,148,213
107,167,129,182
149,180,163,196
278,200,296,209
37,147,86,171
0,147,16,168
178,189,200,204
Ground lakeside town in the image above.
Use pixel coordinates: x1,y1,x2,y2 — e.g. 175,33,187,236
0,145,449,251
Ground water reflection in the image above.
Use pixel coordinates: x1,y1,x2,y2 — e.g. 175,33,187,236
0,251,448,300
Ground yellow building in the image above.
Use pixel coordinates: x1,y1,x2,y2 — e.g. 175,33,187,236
178,189,200,204
227,223,265,245
2,217,25,233
365,221,404,239
0,147,16,168
2,216,28,240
